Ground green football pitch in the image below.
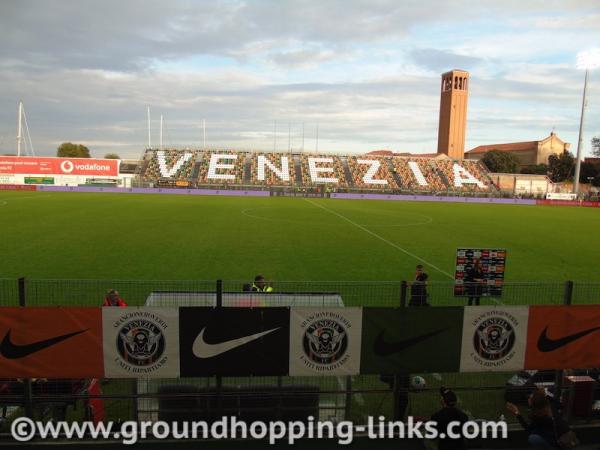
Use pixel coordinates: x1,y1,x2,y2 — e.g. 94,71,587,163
1,190,599,425
0,190,598,282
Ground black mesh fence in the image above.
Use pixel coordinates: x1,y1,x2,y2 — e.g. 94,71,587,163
17,279,217,307
0,279,19,306
2,278,600,307
572,282,600,305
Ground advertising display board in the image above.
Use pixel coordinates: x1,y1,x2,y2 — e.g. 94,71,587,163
0,156,119,177
454,248,507,297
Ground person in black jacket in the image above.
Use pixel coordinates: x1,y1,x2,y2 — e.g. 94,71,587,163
506,388,567,449
465,259,484,306
431,387,469,450
409,265,429,306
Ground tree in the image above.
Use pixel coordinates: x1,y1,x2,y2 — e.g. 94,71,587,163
481,150,520,173
57,142,91,158
104,153,120,159
592,136,600,157
547,151,575,183
520,164,548,175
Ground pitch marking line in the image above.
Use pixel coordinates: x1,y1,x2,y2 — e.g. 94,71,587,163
304,198,454,279
305,199,506,305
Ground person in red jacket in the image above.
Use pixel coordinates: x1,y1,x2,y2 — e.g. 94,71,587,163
102,289,127,307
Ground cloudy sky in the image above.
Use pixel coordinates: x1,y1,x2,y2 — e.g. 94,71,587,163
0,0,599,159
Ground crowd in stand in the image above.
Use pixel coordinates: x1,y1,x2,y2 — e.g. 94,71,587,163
300,153,348,187
197,150,245,185
142,149,197,182
347,156,399,189
250,153,296,186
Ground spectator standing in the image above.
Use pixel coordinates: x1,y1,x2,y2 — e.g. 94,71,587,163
102,289,127,307
251,275,273,293
409,265,429,306
506,388,574,449
431,387,469,450
465,259,484,306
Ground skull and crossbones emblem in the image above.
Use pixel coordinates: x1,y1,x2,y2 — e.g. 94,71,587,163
120,327,162,361
304,321,347,363
475,318,515,360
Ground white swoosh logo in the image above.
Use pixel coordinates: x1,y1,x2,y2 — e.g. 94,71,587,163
192,327,280,358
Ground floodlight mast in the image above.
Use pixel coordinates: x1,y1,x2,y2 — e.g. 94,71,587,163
17,101,23,157
160,114,163,150
573,49,600,195
146,106,152,149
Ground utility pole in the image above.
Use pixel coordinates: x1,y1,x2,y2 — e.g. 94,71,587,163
573,69,589,195
17,101,23,157
146,106,152,148
159,114,164,150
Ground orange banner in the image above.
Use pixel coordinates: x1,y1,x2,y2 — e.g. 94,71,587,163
525,305,600,370
0,307,103,378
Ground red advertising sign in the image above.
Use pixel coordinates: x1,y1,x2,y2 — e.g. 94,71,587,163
0,307,104,378
525,305,600,370
0,156,120,176
0,184,37,191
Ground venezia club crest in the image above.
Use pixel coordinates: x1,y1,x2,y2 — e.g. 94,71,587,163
473,316,515,361
302,317,348,365
117,319,165,366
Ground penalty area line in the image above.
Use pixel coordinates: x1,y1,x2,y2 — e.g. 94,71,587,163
304,198,454,280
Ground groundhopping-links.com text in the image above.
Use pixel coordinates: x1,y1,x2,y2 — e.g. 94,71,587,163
11,416,508,445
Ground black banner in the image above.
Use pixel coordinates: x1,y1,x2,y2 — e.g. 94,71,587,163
179,307,289,376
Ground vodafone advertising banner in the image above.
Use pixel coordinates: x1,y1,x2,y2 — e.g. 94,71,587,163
0,156,119,177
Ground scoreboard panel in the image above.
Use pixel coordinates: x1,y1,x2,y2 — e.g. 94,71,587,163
453,248,507,297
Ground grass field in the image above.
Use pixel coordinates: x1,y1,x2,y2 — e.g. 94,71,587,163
1,190,599,283
1,190,599,425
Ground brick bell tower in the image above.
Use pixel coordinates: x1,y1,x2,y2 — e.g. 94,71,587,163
437,69,469,159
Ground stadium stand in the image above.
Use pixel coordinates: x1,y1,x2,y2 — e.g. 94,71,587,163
197,150,246,185
391,157,447,191
250,153,296,186
347,156,399,189
136,149,498,195
300,153,348,187
142,149,198,182
436,159,495,192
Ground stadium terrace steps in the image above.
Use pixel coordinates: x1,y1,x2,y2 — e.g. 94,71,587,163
341,156,354,187
139,149,498,194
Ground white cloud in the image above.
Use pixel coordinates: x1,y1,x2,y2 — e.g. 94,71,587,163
0,0,599,157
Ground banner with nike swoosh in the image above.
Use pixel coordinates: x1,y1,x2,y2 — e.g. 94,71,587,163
0,307,103,378
459,306,529,372
525,305,600,370
289,308,362,376
179,307,289,376
361,308,463,374
102,308,180,378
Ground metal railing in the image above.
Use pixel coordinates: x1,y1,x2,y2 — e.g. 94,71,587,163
1,278,599,307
